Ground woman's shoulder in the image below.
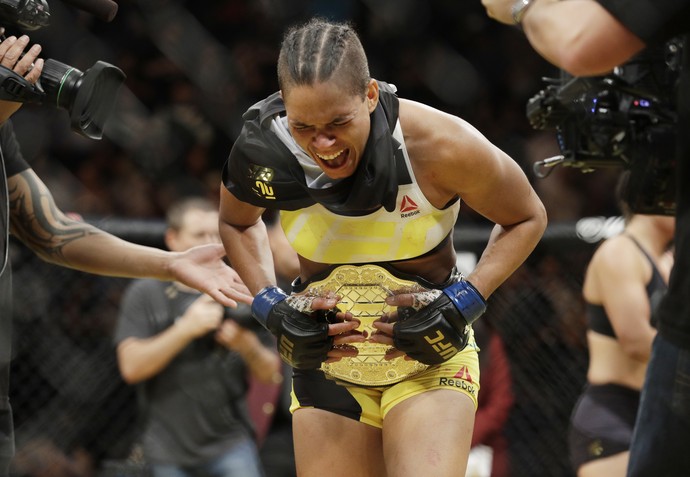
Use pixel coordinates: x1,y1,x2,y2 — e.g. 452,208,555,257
399,98,497,175
399,98,453,132
588,233,649,280
398,99,471,153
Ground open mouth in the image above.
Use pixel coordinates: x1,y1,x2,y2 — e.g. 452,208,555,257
316,149,349,169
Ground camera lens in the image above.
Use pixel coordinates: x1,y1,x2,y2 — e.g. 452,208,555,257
39,59,83,109
38,58,126,139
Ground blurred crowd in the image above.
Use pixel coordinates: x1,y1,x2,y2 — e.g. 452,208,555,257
7,0,621,224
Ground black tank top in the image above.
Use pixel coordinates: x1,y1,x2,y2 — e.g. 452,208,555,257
587,235,668,337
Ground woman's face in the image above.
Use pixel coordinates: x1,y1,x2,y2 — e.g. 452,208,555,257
283,79,378,180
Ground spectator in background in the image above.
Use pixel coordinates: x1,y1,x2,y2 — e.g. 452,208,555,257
480,1,690,474
114,197,281,477
0,35,251,477
467,319,514,477
569,176,674,477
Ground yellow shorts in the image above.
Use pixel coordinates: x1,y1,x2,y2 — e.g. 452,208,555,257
290,335,480,428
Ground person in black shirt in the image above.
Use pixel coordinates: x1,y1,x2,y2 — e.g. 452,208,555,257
481,0,690,474
114,197,279,476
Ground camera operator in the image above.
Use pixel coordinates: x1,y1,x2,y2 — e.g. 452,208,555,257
0,35,252,476
114,197,280,477
481,0,690,474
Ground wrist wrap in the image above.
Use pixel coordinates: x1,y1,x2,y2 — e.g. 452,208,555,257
442,279,487,326
251,286,288,328
251,286,332,369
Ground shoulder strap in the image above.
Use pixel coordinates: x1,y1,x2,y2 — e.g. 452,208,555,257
623,234,667,291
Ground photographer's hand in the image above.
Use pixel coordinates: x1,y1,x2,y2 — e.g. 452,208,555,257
0,31,44,123
174,294,225,339
215,320,282,384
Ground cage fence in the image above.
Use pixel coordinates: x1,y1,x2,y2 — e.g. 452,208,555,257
7,218,603,477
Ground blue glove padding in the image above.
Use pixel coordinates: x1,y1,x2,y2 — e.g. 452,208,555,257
442,279,487,325
251,286,333,370
393,279,486,365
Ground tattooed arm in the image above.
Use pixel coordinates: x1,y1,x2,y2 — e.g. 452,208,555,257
8,169,252,307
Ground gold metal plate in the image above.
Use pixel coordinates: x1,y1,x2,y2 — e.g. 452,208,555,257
297,264,430,386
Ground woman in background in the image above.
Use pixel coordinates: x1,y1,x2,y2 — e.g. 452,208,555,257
569,174,674,477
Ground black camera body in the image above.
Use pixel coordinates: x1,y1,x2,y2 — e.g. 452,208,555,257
0,0,124,139
526,37,683,216
224,303,263,331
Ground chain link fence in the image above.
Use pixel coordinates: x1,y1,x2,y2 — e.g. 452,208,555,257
7,218,611,477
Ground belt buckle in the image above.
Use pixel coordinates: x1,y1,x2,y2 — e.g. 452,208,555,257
298,264,429,386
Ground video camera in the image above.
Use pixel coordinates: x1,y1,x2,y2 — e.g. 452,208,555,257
0,0,124,139
526,37,683,216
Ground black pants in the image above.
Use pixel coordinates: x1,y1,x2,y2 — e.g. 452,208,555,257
0,266,13,477
569,383,639,470
0,396,14,477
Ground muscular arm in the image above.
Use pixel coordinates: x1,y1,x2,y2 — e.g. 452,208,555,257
483,0,645,76
523,0,645,75
219,185,364,367
218,184,278,295
465,143,546,298
267,219,301,283
9,169,251,306
9,169,161,274
403,100,547,298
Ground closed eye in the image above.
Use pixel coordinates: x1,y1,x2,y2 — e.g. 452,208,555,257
292,124,312,131
331,120,351,127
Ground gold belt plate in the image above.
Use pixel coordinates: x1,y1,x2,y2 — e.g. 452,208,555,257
297,264,430,386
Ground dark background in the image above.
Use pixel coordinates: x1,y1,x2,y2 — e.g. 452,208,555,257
7,0,623,223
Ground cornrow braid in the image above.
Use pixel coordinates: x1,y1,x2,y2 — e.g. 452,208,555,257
278,17,370,97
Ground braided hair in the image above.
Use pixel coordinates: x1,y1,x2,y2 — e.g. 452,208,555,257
277,17,370,98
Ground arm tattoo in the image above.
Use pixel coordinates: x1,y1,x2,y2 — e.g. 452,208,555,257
8,170,102,265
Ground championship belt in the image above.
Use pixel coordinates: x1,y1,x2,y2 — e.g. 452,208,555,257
293,264,433,386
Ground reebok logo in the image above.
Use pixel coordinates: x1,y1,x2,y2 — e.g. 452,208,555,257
400,195,420,218
453,366,474,383
401,195,418,212
439,376,477,396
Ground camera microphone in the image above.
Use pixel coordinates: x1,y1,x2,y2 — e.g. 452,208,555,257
59,0,118,22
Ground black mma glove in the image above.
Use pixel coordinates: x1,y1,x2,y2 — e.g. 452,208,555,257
251,286,333,369
393,279,486,365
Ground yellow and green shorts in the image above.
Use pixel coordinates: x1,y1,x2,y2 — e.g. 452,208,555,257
288,263,481,427
289,342,479,428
